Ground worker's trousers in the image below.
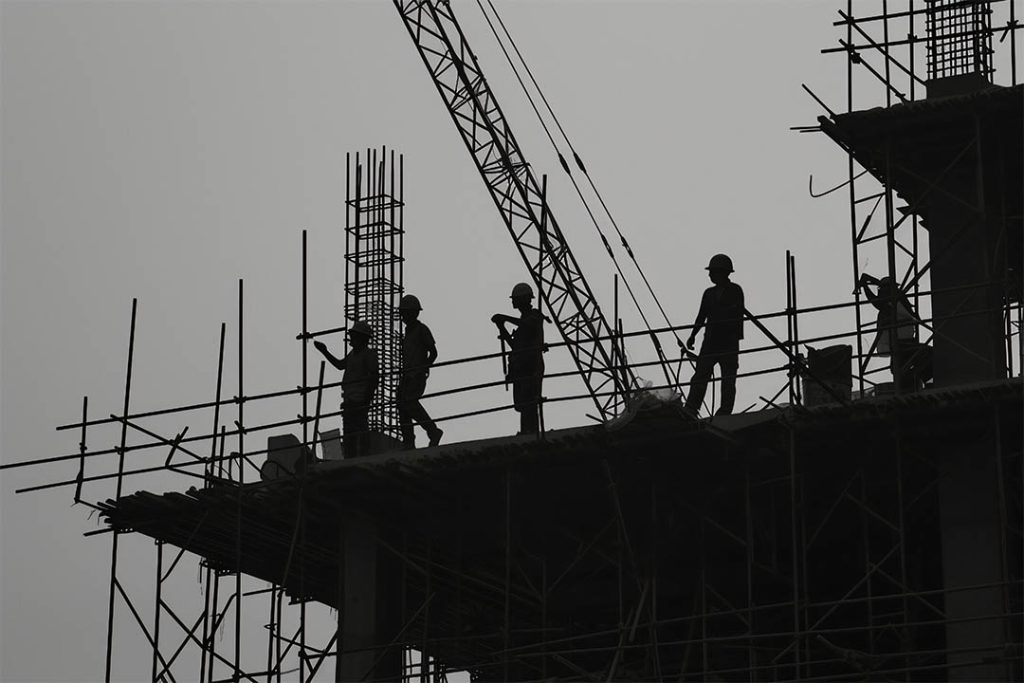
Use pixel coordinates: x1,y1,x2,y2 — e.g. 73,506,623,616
685,346,738,416
343,402,370,458
512,372,543,435
398,373,440,445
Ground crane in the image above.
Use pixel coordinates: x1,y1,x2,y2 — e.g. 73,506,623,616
393,0,641,420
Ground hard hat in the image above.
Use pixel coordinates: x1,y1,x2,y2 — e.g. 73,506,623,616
706,254,734,273
510,282,534,299
399,294,422,312
348,320,373,337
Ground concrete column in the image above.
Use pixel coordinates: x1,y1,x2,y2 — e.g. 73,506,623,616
938,433,1008,681
337,517,402,682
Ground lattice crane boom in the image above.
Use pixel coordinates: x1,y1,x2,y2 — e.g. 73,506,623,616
393,0,637,419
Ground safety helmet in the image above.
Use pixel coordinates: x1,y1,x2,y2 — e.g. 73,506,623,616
706,253,734,273
348,320,373,338
399,294,422,312
510,282,534,300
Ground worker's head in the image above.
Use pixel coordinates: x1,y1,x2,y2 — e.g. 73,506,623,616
347,320,373,349
399,294,422,324
706,253,734,284
510,282,534,312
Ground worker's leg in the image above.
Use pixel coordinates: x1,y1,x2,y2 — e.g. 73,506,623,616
400,373,441,446
397,376,417,447
716,353,738,416
685,353,715,414
513,375,541,435
344,404,370,458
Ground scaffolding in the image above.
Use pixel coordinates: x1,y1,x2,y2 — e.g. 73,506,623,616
2,2,1023,682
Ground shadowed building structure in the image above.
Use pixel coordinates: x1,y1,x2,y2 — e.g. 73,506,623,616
20,1,1024,681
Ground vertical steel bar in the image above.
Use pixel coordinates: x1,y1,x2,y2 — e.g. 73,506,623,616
209,324,227,483
200,558,213,683
883,0,893,107
789,427,801,678
896,429,911,681
235,279,244,680
104,297,137,683
208,556,221,683
504,469,511,681
786,252,796,405
153,541,164,682
745,466,756,681
539,174,547,432
74,396,88,504
791,253,802,405
884,140,902,394
541,556,548,681
614,274,621,407
847,0,867,398
909,0,917,102
422,543,432,683
300,228,309,683
1011,0,1018,85
700,518,708,679
266,587,276,682
861,472,875,657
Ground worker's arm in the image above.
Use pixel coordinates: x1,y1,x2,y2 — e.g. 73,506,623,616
685,293,710,350
857,276,884,311
425,342,438,369
313,341,346,372
491,314,517,345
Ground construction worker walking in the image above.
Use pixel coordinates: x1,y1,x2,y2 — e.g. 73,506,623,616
398,294,443,449
683,254,745,416
492,282,545,435
314,320,378,458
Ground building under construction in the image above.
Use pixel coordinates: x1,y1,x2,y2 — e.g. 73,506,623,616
4,1,1022,681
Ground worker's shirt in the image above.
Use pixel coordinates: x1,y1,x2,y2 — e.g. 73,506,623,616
696,282,745,351
342,346,379,406
402,320,436,377
875,300,915,356
509,308,544,378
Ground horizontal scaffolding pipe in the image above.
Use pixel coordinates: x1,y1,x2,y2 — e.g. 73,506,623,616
44,279,999,436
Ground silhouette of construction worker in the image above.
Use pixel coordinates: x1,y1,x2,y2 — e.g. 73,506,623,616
857,273,932,391
314,320,378,458
683,254,745,416
398,294,443,449
492,282,545,435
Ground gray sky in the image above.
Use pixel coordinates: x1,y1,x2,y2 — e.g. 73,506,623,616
3,0,992,680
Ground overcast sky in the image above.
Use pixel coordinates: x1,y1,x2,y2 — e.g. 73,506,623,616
5,1,1015,681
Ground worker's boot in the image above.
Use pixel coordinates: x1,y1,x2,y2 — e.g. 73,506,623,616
428,428,443,447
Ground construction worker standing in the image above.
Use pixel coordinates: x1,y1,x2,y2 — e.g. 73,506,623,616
683,254,745,416
398,294,443,449
314,320,378,458
492,282,545,435
857,273,932,391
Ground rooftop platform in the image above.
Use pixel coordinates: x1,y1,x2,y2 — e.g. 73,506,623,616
100,379,1023,680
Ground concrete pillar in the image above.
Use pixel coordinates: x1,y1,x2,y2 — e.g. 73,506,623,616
337,517,402,682
924,119,1006,388
938,434,1008,681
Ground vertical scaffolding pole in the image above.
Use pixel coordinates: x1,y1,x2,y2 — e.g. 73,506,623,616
105,297,137,683
235,279,245,680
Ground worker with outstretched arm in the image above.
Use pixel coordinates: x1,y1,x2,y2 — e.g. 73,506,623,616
492,282,545,435
314,320,378,458
397,294,443,449
682,254,744,416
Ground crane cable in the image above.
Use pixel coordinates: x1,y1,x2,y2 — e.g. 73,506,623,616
473,0,686,392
